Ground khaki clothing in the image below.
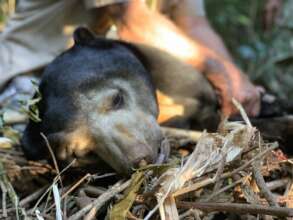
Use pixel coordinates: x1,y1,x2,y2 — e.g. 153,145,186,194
0,0,205,88
0,0,127,88
159,0,205,17
84,0,127,9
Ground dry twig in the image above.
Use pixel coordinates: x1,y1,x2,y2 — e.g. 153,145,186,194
204,176,248,202
69,179,131,220
19,186,48,207
252,161,279,207
177,201,293,217
0,180,7,217
161,127,202,142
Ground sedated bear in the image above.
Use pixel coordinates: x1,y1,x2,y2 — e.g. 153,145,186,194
21,27,218,176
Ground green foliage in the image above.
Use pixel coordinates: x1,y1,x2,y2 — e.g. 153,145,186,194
109,172,145,220
206,0,266,68
206,0,293,100
19,80,42,123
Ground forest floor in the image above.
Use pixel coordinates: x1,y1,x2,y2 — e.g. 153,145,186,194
0,105,292,219
0,1,292,219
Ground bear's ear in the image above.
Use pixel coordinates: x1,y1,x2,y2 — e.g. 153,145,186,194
73,27,96,45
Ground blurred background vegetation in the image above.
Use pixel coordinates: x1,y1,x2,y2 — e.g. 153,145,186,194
206,0,293,100
0,0,292,100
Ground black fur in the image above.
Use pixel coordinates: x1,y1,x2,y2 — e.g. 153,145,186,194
21,28,218,173
21,28,157,160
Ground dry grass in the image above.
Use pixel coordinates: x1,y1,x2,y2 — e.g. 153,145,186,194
0,107,292,219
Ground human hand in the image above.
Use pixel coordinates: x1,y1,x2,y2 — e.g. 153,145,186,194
205,59,263,117
225,74,263,117
112,0,262,118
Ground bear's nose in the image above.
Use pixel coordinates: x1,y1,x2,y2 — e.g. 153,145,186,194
125,142,157,169
132,156,154,169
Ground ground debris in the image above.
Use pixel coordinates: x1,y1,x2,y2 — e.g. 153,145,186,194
0,115,292,219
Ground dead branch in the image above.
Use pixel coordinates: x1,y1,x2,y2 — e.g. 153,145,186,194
204,176,248,202
19,186,47,207
179,209,201,220
62,173,91,200
252,161,279,207
221,143,278,180
177,201,293,217
69,179,131,220
40,133,60,176
212,151,227,193
266,178,290,191
32,159,76,213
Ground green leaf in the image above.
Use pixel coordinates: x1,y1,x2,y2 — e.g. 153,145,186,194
109,171,145,220
19,80,42,123
136,162,176,176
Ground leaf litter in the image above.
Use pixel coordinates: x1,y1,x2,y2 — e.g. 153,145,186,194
0,101,292,220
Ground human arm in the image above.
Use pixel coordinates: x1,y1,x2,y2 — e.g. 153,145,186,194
108,0,261,116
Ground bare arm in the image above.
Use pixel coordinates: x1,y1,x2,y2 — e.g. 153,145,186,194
108,1,261,117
